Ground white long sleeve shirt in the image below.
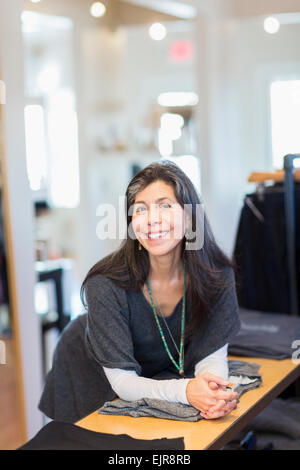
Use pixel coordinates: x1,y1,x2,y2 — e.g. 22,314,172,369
103,343,228,405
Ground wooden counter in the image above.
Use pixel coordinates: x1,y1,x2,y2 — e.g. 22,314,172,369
76,355,300,450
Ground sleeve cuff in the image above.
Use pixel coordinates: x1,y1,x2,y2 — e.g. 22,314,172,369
176,378,191,405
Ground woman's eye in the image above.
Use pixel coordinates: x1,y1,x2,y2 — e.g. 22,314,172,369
135,206,146,213
134,203,171,213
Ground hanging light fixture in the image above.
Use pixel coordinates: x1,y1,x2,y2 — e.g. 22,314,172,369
264,16,280,34
149,23,167,41
90,2,106,18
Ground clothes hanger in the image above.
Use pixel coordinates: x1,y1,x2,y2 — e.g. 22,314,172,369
247,169,300,201
248,169,300,184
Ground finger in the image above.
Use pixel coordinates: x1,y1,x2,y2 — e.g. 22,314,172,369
204,400,237,418
207,399,226,414
202,373,229,387
204,397,218,406
224,401,238,414
223,402,237,413
208,381,219,391
230,400,238,410
215,390,239,401
222,400,237,412
212,399,236,413
208,382,228,394
201,409,226,419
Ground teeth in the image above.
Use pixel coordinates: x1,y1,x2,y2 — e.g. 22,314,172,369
148,231,168,239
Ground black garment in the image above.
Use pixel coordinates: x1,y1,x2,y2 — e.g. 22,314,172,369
39,267,241,423
38,314,118,424
233,184,300,315
18,421,184,450
228,307,300,359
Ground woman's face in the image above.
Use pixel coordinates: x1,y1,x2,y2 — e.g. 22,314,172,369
131,180,186,256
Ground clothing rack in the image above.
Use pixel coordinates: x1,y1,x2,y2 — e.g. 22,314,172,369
248,155,300,316
284,155,300,316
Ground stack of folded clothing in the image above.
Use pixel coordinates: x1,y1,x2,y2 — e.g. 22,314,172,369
228,308,300,359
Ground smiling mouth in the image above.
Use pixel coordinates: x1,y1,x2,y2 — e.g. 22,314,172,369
146,231,169,240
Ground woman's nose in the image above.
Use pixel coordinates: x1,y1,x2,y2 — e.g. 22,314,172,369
148,204,161,225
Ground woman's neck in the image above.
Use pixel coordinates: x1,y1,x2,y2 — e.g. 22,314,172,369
147,245,184,285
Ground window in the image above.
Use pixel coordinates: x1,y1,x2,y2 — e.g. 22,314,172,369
24,104,48,191
270,80,300,169
47,89,80,208
161,155,201,195
22,11,80,208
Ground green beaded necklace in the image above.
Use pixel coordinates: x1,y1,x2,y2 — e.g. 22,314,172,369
146,257,186,377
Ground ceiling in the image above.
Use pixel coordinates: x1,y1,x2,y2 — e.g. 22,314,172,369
22,0,197,29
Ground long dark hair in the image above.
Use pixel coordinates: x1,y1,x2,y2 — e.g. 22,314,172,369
81,160,235,339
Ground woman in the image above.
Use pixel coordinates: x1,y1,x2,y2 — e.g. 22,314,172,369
81,160,240,420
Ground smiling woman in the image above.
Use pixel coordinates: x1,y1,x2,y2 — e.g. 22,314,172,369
82,160,235,337
39,160,240,422
131,181,185,250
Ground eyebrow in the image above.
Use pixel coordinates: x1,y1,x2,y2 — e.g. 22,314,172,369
134,197,174,205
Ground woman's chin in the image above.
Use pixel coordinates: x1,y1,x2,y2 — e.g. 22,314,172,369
144,240,181,256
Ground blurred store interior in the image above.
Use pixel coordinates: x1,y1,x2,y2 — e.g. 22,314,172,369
1,0,300,448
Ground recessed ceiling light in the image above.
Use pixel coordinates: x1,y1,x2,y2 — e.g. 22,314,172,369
149,23,167,41
157,92,199,107
90,2,106,18
264,16,280,34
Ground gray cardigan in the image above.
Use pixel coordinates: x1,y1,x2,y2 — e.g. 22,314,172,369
39,268,241,423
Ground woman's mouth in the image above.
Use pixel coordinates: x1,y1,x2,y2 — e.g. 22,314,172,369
146,231,169,241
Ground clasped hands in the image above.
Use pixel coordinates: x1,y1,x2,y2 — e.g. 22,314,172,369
186,372,238,419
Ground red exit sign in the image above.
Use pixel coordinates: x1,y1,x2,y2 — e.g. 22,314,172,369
169,40,194,62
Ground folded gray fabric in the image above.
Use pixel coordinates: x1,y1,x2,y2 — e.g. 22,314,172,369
228,308,300,360
100,397,202,422
228,360,262,397
98,360,262,421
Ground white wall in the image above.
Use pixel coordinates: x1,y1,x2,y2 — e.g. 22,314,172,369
194,4,300,258
0,0,44,440
75,21,198,281
22,0,300,274
22,11,199,286
194,6,241,257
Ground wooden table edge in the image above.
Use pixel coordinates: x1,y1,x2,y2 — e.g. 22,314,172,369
76,357,300,450
205,360,300,449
